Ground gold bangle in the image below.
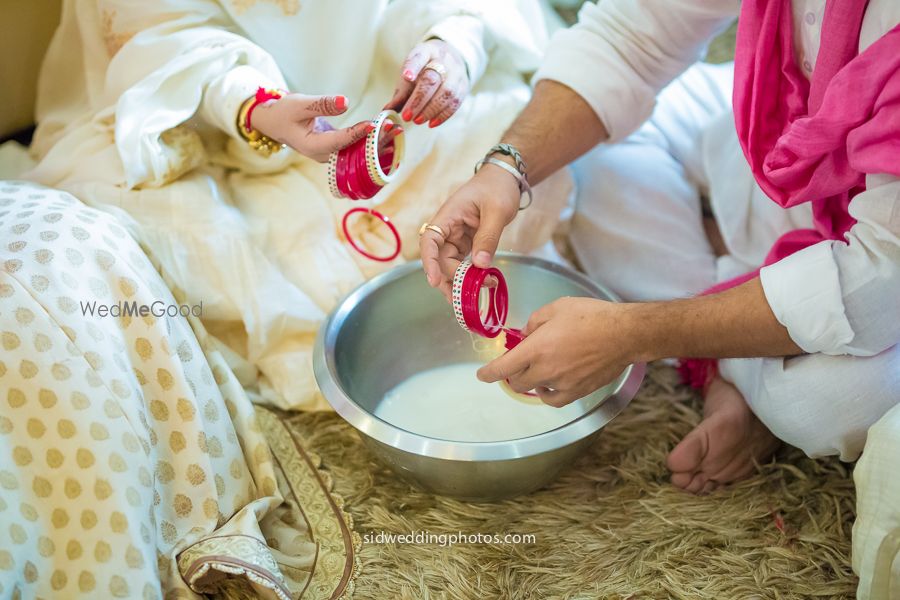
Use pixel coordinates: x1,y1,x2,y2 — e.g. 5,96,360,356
236,92,286,157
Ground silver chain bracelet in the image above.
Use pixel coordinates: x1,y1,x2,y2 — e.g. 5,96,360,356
476,144,532,210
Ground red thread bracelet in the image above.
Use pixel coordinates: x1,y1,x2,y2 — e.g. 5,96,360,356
244,87,284,133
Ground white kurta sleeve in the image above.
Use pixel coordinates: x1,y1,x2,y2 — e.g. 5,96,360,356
198,65,283,141
760,174,900,356
423,15,490,85
97,0,290,187
533,0,738,142
381,0,546,85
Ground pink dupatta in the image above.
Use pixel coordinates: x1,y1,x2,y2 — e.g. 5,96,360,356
679,0,900,389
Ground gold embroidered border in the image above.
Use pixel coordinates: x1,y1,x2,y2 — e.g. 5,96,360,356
257,407,361,600
179,533,292,600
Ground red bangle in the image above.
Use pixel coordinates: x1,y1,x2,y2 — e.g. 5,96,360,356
330,110,405,261
504,327,525,350
330,110,403,201
341,207,402,262
451,259,509,338
452,261,536,395
244,87,284,133
339,138,359,199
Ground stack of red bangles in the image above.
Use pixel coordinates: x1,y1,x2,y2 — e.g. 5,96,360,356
328,110,404,262
452,258,536,398
452,258,509,338
328,110,402,200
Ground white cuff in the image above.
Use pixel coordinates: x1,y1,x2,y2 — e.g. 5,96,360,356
424,15,490,86
199,65,283,140
759,241,856,355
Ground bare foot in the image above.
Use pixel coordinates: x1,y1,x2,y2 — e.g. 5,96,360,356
666,375,781,494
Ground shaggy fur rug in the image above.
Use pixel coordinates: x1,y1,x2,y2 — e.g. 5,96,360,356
283,364,857,600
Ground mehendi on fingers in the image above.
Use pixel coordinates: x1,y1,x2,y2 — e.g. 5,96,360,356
346,122,371,145
430,96,462,127
405,71,443,119
305,95,338,116
421,88,455,122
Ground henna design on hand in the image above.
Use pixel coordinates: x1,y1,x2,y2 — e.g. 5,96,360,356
305,96,336,115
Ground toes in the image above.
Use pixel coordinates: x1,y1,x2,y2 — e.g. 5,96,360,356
666,426,709,474
684,472,708,495
699,480,719,495
670,471,694,489
711,454,758,484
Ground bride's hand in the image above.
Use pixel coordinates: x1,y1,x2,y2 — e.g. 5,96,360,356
384,39,469,128
250,94,374,162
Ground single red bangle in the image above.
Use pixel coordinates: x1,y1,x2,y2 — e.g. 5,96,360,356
337,144,350,197
500,327,538,396
342,139,362,199
341,207,402,262
354,137,380,197
245,87,284,133
504,327,525,350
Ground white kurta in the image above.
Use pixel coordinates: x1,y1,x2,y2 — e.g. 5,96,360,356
22,0,573,412
533,1,900,596
534,0,900,358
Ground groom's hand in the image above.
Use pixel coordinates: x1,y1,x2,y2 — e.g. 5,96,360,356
419,161,521,298
477,298,639,407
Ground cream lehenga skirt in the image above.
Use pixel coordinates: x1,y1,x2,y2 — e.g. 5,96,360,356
0,181,358,599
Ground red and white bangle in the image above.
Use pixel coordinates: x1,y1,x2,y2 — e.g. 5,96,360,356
451,258,509,338
329,110,404,262
365,111,403,186
453,259,533,394
330,110,403,200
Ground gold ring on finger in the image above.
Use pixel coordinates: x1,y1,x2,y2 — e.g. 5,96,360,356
423,61,447,82
418,222,446,239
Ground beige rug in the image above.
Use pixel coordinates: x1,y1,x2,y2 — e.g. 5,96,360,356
283,363,857,600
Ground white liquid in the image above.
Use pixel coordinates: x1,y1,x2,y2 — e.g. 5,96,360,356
376,363,585,442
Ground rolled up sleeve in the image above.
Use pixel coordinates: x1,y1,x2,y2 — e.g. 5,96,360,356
199,65,284,141
760,175,900,356
532,0,738,142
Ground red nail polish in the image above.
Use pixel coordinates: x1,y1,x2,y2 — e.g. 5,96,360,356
334,95,347,110
402,109,413,121
365,123,376,133
429,119,442,128
383,122,394,133
414,116,424,125
403,69,415,81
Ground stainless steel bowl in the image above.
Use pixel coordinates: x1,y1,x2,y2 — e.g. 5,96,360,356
313,254,644,501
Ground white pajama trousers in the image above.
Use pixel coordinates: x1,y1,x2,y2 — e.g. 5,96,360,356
569,63,900,461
